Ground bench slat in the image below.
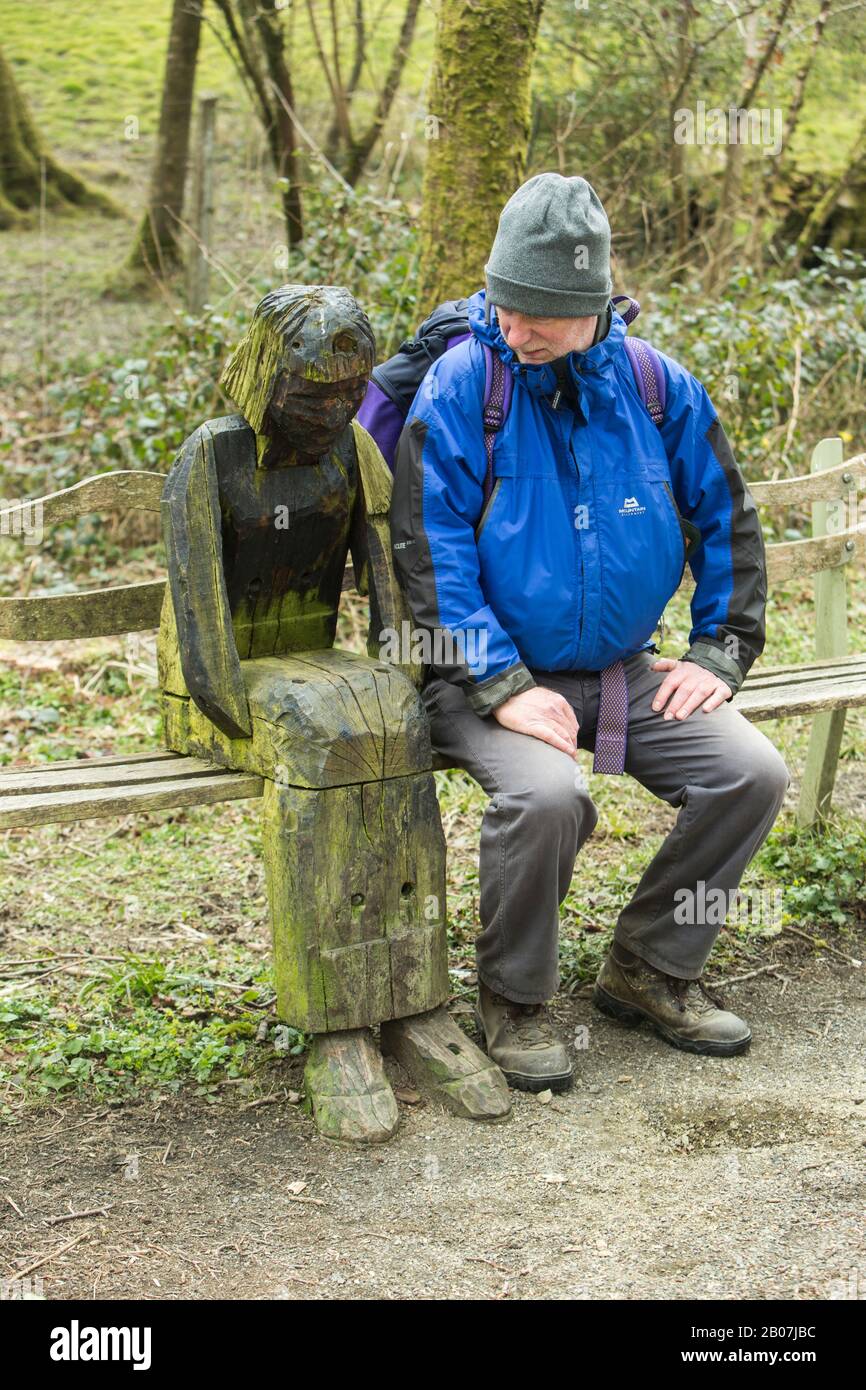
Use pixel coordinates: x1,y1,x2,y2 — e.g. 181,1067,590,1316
0,755,236,796
0,580,167,641
0,470,164,531
765,524,864,582
9,751,182,774
678,529,864,589
733,673,866,720
0,769,264,829
742,653,866,678
738,659,866,690
748,451,866,506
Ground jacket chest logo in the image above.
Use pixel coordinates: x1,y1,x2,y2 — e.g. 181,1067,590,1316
618,495,646,517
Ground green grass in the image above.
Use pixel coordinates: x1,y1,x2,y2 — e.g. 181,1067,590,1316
0,961,304,1110
2,2,235,172
0,0,436,162
0,778,291,1113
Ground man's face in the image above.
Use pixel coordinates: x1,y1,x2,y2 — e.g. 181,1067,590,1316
494,306,598,363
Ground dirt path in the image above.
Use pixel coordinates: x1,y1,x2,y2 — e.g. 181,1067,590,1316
2,930,865,1302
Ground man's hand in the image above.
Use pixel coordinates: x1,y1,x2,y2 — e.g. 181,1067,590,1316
492,686,579,756
651,658,732,719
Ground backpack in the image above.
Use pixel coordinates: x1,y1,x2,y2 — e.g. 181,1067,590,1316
355,294,666,515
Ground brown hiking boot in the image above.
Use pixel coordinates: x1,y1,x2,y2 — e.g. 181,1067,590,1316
593,944,751,1057
474,980,574,1093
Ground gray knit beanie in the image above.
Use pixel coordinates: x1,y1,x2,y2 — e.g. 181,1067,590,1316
485,173,612,318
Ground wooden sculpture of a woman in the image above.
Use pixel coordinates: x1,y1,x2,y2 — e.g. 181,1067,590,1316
157,284,510,1141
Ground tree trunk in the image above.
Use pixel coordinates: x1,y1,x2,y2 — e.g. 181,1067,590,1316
126,0,203,277
253,2,303,246
343,0,421,187
782,0,832,151
215,0,303,249
712,0,794,283
670,1,691,256
324,0,366,163
0,46,117,228
416,0,545,306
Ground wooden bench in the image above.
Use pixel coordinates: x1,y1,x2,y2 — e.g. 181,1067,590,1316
0,436,864,833
0,469,258,828
722,436,866,826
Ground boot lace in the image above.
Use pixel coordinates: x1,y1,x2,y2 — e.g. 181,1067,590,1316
505,1001,557,1047
665,976,726,1015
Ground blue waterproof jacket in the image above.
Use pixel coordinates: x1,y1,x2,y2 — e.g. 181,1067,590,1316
389,289,766,717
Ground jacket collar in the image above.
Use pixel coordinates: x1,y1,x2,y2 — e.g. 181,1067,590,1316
467,287,626,402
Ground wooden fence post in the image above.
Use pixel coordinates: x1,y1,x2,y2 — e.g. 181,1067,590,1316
797,436,852,829
188,94,218,315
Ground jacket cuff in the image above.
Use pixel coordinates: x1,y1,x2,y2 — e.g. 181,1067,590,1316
680,640,744,696
465,663,536,718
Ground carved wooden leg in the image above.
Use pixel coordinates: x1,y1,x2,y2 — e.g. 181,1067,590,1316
261,776,449,1032
304,1028,399,1143
381,1007,512,1122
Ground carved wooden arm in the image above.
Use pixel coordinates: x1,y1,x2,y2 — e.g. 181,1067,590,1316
161,425,253,739
349,419,424,690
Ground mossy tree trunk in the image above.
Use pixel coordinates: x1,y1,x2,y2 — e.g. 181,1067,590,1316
126,0,203,278
416,0,544,306
0,46,117,229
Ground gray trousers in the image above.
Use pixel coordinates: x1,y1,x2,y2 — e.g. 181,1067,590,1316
421,651,790,1002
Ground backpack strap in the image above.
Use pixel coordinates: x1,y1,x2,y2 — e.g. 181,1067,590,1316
481,343,513,508
612,293,641,326
623,337,666,428
612,294,666,427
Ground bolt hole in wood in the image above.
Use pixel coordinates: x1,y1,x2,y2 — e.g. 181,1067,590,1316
400,882,414,897
447,1044,462,1055
351,893,365,907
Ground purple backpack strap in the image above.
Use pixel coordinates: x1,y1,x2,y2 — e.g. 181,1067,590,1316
612,293,641,326
612,294,666,428
481,343,512,508
623,338,666,428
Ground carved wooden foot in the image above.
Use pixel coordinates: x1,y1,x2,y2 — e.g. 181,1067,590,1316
381,1006,512,1122
304,1028,399,1143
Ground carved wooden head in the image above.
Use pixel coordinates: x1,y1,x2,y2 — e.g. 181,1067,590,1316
220,283,375,456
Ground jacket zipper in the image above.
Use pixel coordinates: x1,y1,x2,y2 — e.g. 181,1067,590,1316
570,435,585,666
544,392,585,667
474,477,502,541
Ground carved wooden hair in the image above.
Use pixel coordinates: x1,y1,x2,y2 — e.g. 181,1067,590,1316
220,283,376,433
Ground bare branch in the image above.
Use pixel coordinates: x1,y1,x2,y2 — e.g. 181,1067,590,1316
783,0,832,149
343,0,421,187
